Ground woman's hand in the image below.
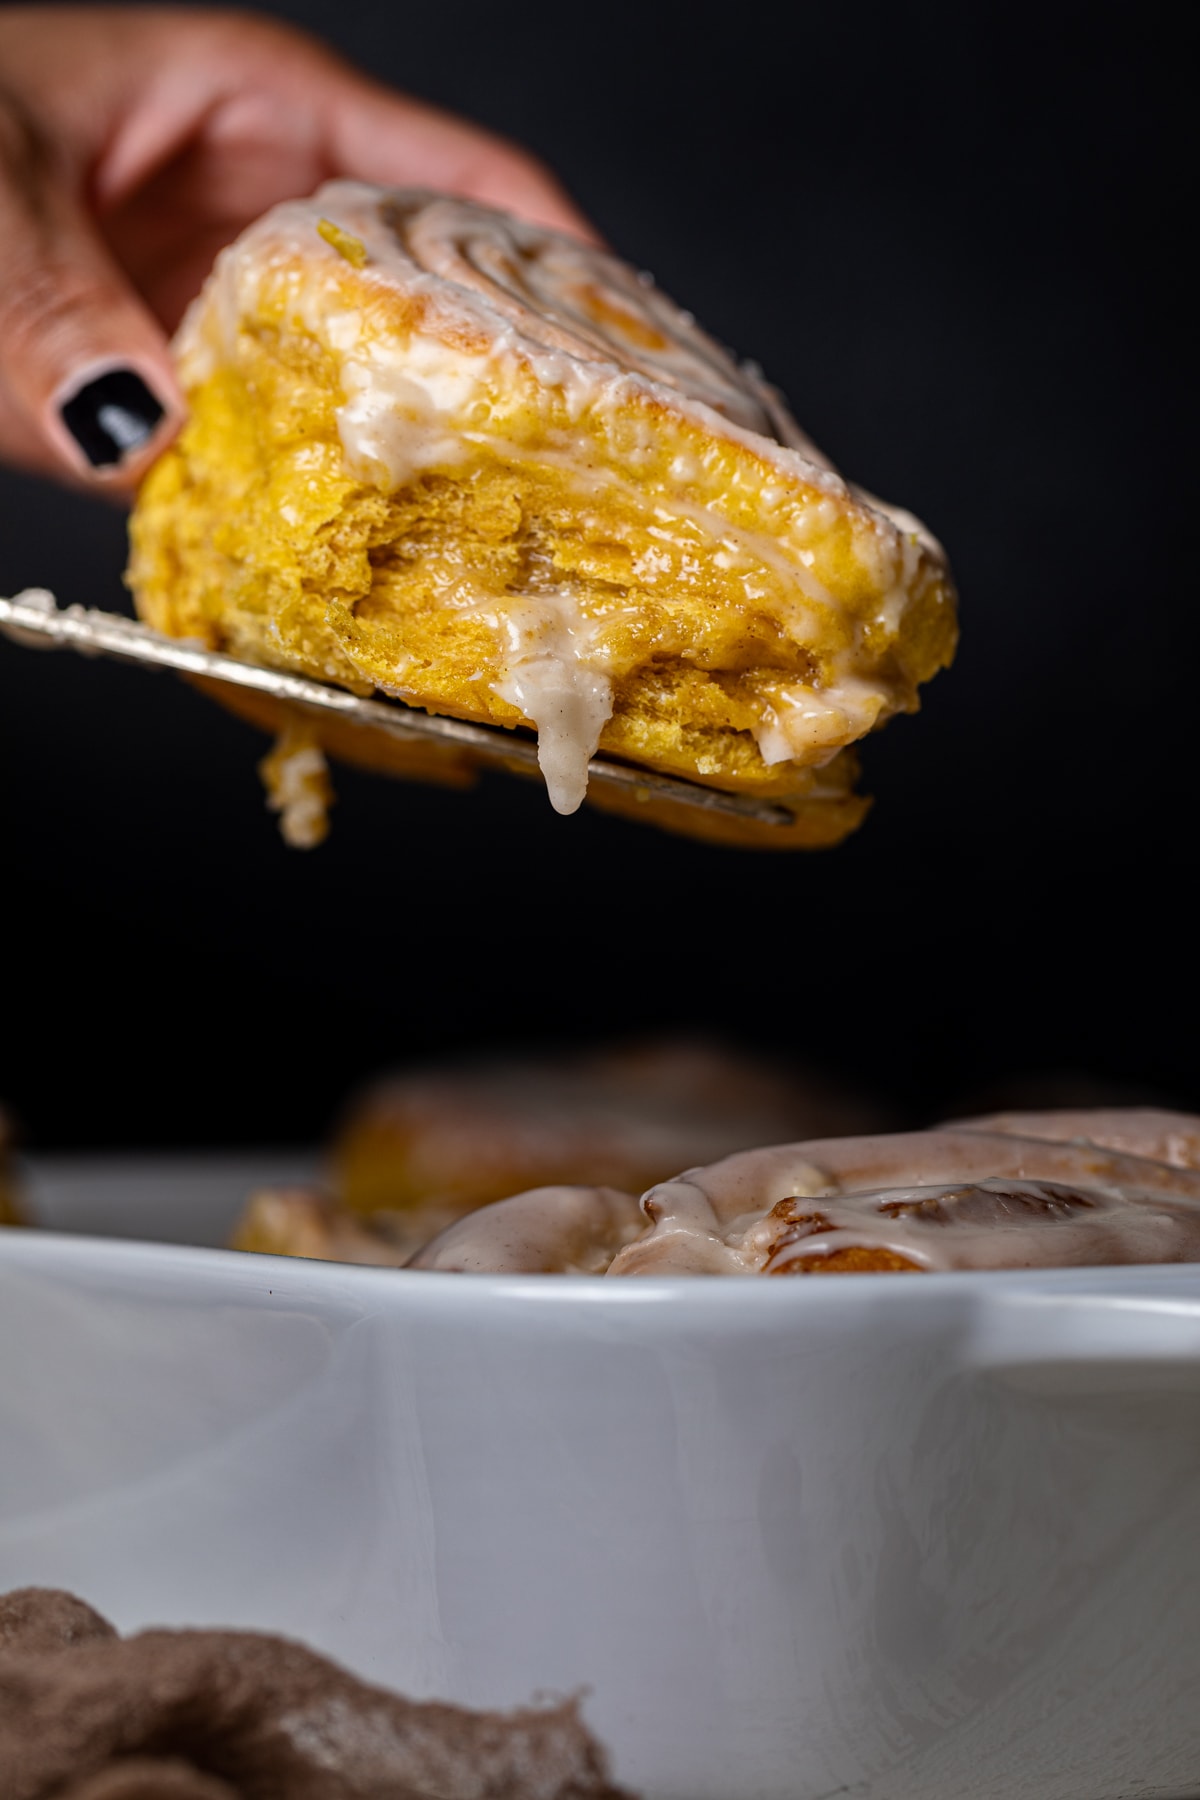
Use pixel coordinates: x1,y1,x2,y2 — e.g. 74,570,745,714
0,6,591,490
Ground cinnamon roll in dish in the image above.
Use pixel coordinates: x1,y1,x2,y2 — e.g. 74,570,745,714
0,1107,22,1228
332,1039,876,1220
410,1109,1200,1275
230,1186,415,1266
128,184,957,846
228,1039,878,1266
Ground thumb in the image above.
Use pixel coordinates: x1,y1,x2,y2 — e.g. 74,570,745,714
0,96,181,489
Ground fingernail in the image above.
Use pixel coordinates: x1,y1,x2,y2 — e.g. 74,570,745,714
59,368,166,468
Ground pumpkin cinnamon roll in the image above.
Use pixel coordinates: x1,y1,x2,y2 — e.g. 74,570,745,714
411,1110,1200,1275
128,183,956,845
227,1041,879,1267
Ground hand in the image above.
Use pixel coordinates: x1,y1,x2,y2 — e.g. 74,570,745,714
0,5,593,491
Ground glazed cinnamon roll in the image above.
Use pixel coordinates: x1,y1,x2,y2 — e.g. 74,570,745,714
228,1040,877,1268
411,1110,1200,1275
128,184,956,845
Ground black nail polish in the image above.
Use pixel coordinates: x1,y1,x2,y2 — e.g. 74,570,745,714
59,368,165,468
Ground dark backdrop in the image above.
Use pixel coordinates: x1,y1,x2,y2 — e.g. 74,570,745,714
1,0,1195,1148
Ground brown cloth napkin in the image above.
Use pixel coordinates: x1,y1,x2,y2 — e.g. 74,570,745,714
0,1588,634,1800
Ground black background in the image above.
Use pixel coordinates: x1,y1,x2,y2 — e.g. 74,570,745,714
1,0,1195,1149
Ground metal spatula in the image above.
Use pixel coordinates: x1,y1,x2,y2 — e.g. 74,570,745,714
0,589,795,828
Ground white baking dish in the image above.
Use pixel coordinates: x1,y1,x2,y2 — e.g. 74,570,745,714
2,1191,1199,1799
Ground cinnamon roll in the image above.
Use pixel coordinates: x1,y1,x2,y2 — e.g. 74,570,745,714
411,1109,1200,1275
128,184,956,845
228,1187,413,1266
333,1039,877,1218
0,1107,21,1228
228,1040,878,1267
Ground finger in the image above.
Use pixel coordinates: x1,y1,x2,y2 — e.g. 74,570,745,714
320,74,601,244
0,93,182,489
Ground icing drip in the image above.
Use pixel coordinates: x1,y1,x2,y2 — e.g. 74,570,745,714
753,679,886,766
491,589,617,814
258,729,332,848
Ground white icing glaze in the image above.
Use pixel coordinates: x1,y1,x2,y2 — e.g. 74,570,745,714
175,183,845,492
952,1107,1200,1170
749,1176,1198,1275
752,678,886,766
410,1185,644,1274
334,343,479,488
174,183,949,813
410,1112,1200,1278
